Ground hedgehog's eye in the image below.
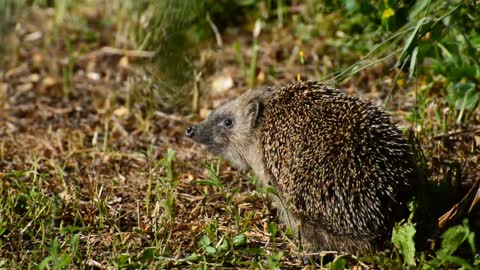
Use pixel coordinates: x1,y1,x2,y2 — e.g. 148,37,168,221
223,118,234,127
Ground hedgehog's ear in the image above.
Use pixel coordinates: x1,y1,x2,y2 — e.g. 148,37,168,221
248,99,262,128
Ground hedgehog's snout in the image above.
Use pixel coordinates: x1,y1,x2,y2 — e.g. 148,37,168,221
185,123,222,154
185,123,212,145
185,122,212,144
185,125,196,138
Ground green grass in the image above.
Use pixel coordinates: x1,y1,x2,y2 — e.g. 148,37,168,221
0,153,294,268
3,155,477,268
0,0,479,268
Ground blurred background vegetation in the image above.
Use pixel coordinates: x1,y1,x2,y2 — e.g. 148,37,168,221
1,0,478,116
0,0,479,268
124,0,479,119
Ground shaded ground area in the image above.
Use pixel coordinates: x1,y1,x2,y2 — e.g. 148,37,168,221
0,2,479,269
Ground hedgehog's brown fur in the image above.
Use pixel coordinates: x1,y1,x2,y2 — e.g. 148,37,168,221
186,81,417,254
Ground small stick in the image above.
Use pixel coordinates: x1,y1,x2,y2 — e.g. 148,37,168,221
468,179,480,214
82,46,156,60
438,178,480,229
153,111,186,122
350,254,371,269
206,13,222,47
291,250,338,256
433,126,480,140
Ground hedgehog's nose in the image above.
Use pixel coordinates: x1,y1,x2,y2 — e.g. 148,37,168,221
185,125,196,138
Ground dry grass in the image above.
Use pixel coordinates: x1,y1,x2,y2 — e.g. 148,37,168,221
0,1,479,269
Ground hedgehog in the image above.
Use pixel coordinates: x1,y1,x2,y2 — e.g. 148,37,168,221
185,80,417,253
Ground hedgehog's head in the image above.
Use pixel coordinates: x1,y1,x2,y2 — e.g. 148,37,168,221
185,91,263,170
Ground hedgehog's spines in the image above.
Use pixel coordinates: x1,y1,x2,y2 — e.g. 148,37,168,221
187,80,417,253
257,81,416,252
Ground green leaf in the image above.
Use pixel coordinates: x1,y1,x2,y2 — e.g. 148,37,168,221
408,46,419,80
397,17,426,66
113,254,131,266
59,225,82,234
197,161,221,187
217,238,229,253
329,255,348,270
436,254,474,270
70,233,80,249
409,0,431,20
422,257,442,269
233,234,247,247
344,0,358,12
439,221,470,256
165,148,175,182
195,179,220,187
392,222,417,266
0,226,6,236
38,256,52,270
267,251,284,268
55,254,71,268
235,0,256,6
268,222,278,238
180,252,199,262
227,187,240,204
467,231,476,254
265,186,278,196
205,246,216,254
139,247,156,260
447,81,478,111
198,235,211,249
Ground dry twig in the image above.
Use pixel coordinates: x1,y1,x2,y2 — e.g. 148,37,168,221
438,178,480,229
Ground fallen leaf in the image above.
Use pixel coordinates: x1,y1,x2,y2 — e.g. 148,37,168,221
24,31,42,42
119,56,129,68
211,74,233,94
87,72,101,81
33,53,43,67
42,77,57,88
113,106,129,117
6,63,29,78
24,73,40,83
17,83,33,92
